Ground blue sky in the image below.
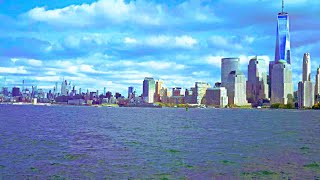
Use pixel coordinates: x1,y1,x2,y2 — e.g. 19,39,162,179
0,0,319,95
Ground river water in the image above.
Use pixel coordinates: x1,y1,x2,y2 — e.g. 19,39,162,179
0,105,319,179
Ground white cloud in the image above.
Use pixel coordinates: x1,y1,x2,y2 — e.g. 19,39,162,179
25,0,164,27
146,35,171,47
0,66,28,74
145,35,198,48
10,58,19,64
206,55,224,68
175,35,198,48
28,59,43,67
124,37,138,44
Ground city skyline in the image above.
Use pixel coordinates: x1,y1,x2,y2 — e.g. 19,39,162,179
0,0,319,95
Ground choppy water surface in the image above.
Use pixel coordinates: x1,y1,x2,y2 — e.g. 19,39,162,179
0,105,319,179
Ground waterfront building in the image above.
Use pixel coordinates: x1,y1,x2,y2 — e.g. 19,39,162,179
142,77,155,103
226,71,248,106
185,88,197,104
270,1,291,99
221,58,240,87
247,57,269,104
128,86,134,99
205,82,228,108
195,82,210,104
275,0,291,64
61,80,68,96
271,60,293,104
12,87,20,97
298,53,314,108
315,66,320,103
154,80,163,102
172,87,182,96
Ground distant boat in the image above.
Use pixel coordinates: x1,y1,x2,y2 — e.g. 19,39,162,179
257,106,262,109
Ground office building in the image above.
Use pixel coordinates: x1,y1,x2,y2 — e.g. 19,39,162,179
185,88,197,104
172,87,182,96
221,58,240,87
154,80,163,102
128,86,134,99
12,87,20,97
205,83,228,108
247,57,269,104
195,82,210,104
298,53,314,108
275,1,291,64
315,66,320,103
142,77,155,103
226,71,248,106
270,1,291,99
271,60,293,104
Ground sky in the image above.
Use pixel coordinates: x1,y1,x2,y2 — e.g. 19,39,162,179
0,0,319,95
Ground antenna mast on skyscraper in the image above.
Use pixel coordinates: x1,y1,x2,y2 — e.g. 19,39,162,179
282,0,284,13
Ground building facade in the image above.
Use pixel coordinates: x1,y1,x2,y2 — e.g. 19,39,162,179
226,71,248,106
315,66,320,103
205,83,228,108
271,60,293,104
275,10,291,64
195,82,210,104
247,57,269,104
142,77,155,103
221,58,240,87
298,53,314,108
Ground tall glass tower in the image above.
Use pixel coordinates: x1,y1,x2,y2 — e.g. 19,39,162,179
274,0,291,64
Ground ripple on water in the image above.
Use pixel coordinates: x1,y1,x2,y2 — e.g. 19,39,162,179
0,106,319,178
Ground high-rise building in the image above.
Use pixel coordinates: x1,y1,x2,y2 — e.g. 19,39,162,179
154,80,163,102
172,87,182,96
195,82,210,104
205,83,228,108
226,71,248,106
271,60,293,104
142,77,155,103
185,88,197,104
247,57,269,104
298,53,314,108
270,1,291,99
221,58,240,87
128,86,135,99
275,0,291,64
61,80,68,96
12,87,20,97
315,66,320,103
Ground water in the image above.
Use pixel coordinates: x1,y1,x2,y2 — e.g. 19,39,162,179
0,105,319,179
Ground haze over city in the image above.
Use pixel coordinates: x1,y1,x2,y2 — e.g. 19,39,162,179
0,0,319,95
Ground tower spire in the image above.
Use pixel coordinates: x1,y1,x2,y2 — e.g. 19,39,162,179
282,0,284,14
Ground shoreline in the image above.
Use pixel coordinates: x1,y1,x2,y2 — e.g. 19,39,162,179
0,102,317,110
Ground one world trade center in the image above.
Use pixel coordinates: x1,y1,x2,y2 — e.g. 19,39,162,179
274,0,291,64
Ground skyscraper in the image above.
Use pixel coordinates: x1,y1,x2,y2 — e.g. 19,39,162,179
195,82,210,104
315,67,320,103
275,0,291,64
271,60,293,104
154,80,163,102
298,53,314,108
226,70,248,106
142,77,155,103
128,86,134,99
221,58,240,87
247,57,269,104
270,0,291,100
205,83,228,108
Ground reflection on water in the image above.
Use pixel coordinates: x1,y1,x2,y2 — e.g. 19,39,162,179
0,105,319,179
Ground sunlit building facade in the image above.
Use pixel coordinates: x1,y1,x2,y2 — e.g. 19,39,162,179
221,58,240,87
247,57,269,104
142,77,155,103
